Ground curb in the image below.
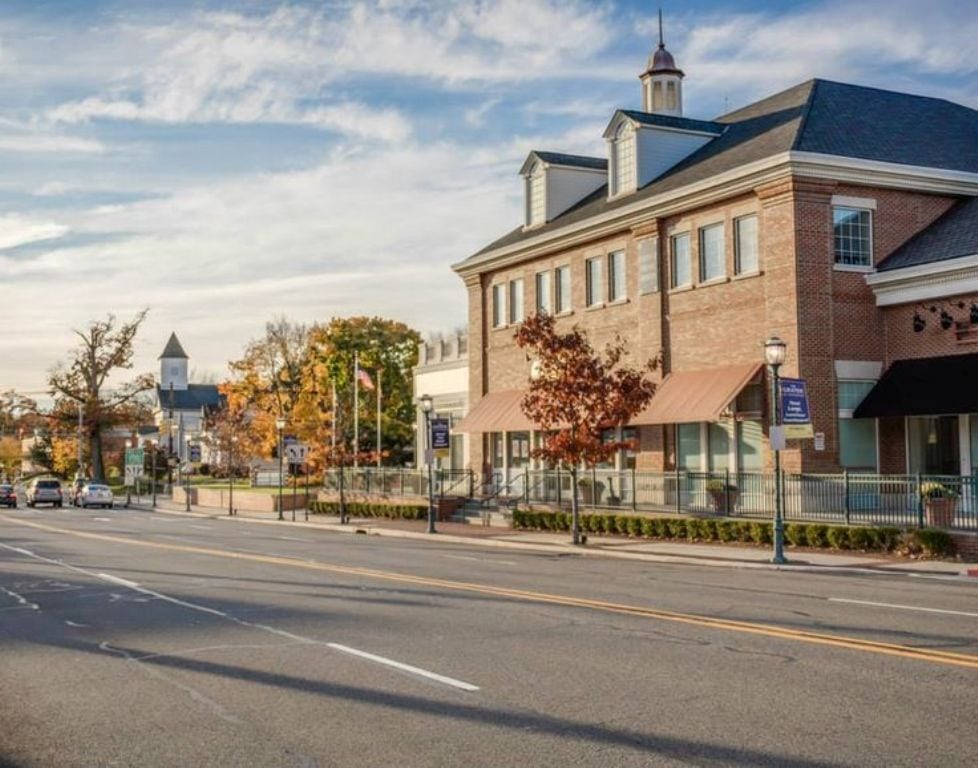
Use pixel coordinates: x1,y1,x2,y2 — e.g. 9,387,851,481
127,503,978,579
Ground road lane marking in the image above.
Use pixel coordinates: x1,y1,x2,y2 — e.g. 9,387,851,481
829,597,978,618
442,554,517,566
326,643,479,691
0,586,39,611
4,515,978,671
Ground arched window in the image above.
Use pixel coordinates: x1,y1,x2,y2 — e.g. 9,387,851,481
614,122,635,195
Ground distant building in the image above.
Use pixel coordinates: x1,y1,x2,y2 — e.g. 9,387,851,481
152,333,222,460
413,332,469,472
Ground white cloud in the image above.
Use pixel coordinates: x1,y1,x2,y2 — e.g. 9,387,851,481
0,132,105,154
0,214,69,251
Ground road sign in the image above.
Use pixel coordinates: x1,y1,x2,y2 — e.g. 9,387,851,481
124,447,144,468
284,443,310,462
779,378,814,439
124,465,144,484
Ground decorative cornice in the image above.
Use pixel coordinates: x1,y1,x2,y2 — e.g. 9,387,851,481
865,254,978,306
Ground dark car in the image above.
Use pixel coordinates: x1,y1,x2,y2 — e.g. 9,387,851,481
27,479,63,508
0,484,16,508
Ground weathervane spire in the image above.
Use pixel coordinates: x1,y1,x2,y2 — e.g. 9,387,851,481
658,8,664,48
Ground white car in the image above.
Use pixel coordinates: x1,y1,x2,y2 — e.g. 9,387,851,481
77,483,114,509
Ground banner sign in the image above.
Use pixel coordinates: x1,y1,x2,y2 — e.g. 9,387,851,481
779,378,814,439
188,444,202,463
431,418,451,451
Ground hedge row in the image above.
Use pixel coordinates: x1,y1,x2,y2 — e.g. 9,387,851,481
511,510,955,557
309,500,428,520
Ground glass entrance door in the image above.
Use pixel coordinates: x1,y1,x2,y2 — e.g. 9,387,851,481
908,416,960,475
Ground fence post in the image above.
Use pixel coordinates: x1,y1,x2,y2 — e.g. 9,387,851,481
674,466,682,514
523,470,529,504
631,466,637,512
843,470,851,525
916,473,924,528
468,469,474,499
439,469,445,500
723,468,730,515
556,466,562,506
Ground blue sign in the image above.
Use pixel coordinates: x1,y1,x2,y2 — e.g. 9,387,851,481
189,443,202,462
779,378,811,425
431,418,451,450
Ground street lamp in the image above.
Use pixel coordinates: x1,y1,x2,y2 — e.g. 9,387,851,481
125,438,134,508
420,394,437,534
276,417,286,521
184,436,191,512
149,440,158,508
764,336,788,565
228,434,238,516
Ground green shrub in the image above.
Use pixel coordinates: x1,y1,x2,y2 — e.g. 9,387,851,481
615,515,633,536
641,517,657,537
826,526,850,549
847,526,872,550
749,522,772,545
702,519,719,541
717,520,738,542
666,518,687,539
735,521,754,542
627,516,644,537
785,523,808,547
806,524,829,548
913,529,955,557
877,527,901,552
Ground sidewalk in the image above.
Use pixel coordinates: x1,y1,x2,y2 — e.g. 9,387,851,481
131,499,978,579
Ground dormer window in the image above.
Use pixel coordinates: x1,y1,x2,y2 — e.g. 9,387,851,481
526,161,546,228
612,121,636,197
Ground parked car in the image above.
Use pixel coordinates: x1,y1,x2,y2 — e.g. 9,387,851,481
0,484,17,508
77,483,114,509
26,478,63,508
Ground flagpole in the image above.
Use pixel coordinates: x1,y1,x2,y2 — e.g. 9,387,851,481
353,351,359,469
376,367,382,468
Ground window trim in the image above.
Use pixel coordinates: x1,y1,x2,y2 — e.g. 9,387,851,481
508,278,524,325
535,270,552,316
491,283,506,329
586,256,604,308
554,264,572,314
607,249,626,303
832,205,874,269
734,214,759,276
698,222,726,283
669,232,692,290
637,237,659,295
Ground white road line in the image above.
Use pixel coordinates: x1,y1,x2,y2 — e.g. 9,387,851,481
829,597,978,618
442,554,517,567
189,525,212,531
326,643,480,692
93,517,112,522
0,586,39,611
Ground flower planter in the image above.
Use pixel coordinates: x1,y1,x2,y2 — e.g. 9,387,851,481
924,497,956,527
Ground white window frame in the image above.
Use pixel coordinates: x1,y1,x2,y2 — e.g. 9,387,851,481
612,122,635,197
526,161,546,228
509,278,524,325
608,250,626,302
535,271,551,315
698,223,725,283
555,265,572,314
637,237,659,294
832,205,873,269
734,214,759,276
492,284,506,328
586,257,604,308
670,232,691,289
837,378,879,472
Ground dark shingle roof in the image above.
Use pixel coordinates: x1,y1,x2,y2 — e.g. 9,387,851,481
461,79,978,264
620,110,724,135
156,384,222,411
159,332,188,359
534,152,607,170
877,197,978,272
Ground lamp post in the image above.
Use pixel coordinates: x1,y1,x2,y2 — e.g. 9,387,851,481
420,394,437,534
228,434,237,516
125,438,133,507
184,437,191,512
150,440,158,508
764,336,787,565
276,417,286,521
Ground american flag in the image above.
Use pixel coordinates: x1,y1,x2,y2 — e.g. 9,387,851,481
357,368,375,391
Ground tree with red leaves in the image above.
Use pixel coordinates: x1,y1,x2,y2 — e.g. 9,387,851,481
515,314,658,545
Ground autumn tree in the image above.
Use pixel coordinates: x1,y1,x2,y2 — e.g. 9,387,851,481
48,311,154,482
305,316,420,467
515,313,658,545
202,382,266,477
0,437,22,481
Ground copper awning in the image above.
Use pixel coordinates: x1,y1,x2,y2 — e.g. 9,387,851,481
454,390,538,433
630,363,763,425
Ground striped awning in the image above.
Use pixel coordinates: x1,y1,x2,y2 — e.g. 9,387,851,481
630,363,763,425
453,390,538,433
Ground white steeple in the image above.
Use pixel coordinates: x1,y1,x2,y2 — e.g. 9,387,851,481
640,10,684,116
159,332,189,392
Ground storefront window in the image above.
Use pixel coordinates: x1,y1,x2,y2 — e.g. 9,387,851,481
708,422,732,472
677,423,702,471
491,433,504,468
737,420,763,471
622,427,638,470
908,416,960,475
508,432,531,468
839,419,877,470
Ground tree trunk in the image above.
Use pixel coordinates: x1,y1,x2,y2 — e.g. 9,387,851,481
90,431,105,482
570,466,581,545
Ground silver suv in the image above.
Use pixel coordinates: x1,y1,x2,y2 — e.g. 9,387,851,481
27,479,63,508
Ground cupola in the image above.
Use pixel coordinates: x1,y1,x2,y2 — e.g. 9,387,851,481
640,10,684,116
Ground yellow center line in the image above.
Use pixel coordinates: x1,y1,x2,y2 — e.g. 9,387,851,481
5,514,978,670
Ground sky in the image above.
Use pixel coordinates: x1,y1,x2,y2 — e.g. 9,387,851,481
2,0,978,395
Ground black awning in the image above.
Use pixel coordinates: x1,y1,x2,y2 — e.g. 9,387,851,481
853,353,978,418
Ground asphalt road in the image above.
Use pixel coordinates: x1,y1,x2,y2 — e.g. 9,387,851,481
1,506,976,767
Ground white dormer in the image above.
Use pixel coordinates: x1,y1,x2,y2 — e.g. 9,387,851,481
520,152,607,229
604,111,723,200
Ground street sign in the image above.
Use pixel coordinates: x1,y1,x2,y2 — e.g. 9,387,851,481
431,418,450,451
284,443,310,462
124,447,144,468
124,465,144,484
188,444,202,463
779,377,814,439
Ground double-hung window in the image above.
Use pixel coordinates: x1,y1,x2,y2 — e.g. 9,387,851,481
608,250,625,302
492,284,506,328
509,278,524,324
555,265,571,313
535,271,551,315
734,215,758,275
586,257,603,307
833,206,872,267
699,223,725,282
670,233,691,289
638,238,659,294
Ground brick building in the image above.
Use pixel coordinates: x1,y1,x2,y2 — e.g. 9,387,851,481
452,26,978,488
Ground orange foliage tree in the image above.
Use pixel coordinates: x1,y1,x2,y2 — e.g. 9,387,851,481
515,314,658,545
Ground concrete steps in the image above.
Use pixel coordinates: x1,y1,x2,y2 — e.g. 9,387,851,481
450,501,513,527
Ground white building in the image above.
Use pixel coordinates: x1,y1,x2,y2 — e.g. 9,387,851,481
413,332,469,472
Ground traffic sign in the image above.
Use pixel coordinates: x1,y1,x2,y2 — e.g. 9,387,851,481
284,443,310,462
125,465,144,484
125,447,144,468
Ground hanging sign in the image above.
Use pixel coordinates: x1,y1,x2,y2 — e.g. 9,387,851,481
431,418,451,455
779,378,814,439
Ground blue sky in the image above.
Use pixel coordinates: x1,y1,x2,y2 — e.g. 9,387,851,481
2,0,977,394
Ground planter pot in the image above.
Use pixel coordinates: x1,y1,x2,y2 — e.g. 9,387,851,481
709,490,739,514
579,482,605,505
924,497,956,527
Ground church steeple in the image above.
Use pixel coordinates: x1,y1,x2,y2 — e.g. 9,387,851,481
640,9,684,116
159,332,189,391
